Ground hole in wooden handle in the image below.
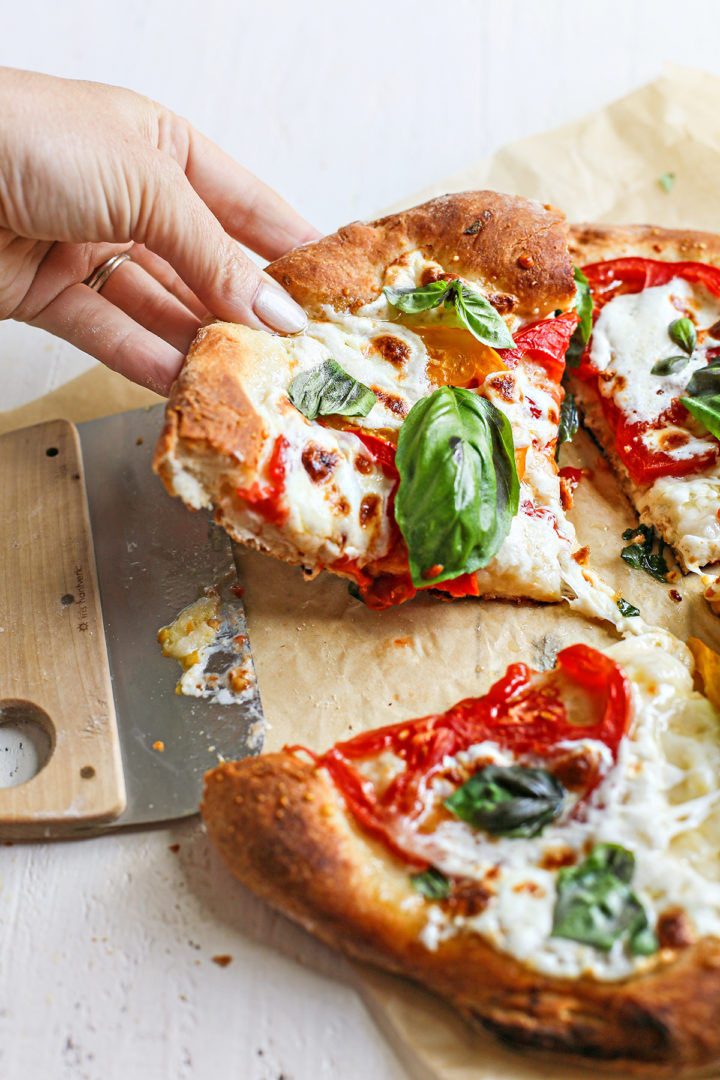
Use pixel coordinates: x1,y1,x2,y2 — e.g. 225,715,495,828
0,700,55,788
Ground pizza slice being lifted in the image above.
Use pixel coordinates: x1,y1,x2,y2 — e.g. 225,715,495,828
154,193,628,626
202,631,720,1075
568,225,720,607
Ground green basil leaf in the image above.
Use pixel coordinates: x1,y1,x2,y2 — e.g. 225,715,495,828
629,921,661,956
616,597,640,617
684,357,720,397
410,867,451,900
555,385,578,458
384,279,514,349
288,358,377,421
564,328,586,370
622,524,653,544
573,266,593,344
681,394,720,440
552,843,657,954
658,171,676,193
582,842,635,883
651,355,689,376
395,387,520,588
454,284,515,349
444,764,565,838
620,525,670,583
668,317,697,356
383,281,452,313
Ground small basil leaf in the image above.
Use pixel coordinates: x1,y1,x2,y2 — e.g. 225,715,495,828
383,281,452,314
616,597,640,617
444,765,565,838
684,357,720,397
668,317,697,356
620,525,670,583
552,843,656,954
630,921,660,956
651,355,689,376
454,284,515,349
395,387,520,588
681,394,720,440
573,266,593,344
410,867,451,900
564,327,586,369
288,359,377,421
658,171,676,193
555,385,578,458
622,524,653,544
581,842,635,883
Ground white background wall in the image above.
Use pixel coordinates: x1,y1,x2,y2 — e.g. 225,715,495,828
4,0,720,407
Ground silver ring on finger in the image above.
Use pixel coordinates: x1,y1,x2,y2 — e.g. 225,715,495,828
84,252,133,293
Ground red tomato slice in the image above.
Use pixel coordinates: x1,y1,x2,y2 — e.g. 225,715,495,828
583,257,720,311
236,435,290,526
311,644,631,864
497,311,578,382
577,257,720,484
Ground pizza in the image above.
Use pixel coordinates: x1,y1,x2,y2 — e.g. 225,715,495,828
201,631,720,1074
153,192,628,628
567,225,720,606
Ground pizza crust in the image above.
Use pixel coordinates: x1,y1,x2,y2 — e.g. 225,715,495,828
270,191,575,320
569,223,720,269
202,753,720,1076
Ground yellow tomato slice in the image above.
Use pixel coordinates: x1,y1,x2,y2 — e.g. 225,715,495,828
415,326,508,388
687,636,720,714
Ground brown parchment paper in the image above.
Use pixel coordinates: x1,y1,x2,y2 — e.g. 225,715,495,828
3,64,720,1080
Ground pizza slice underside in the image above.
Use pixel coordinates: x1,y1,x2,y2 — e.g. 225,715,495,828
568,225,720,579
155,193,623,621
202,632,720,1074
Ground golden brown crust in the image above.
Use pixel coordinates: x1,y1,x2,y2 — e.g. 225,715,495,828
569,223,720,268
270,192,575,320
202,753,720,1076
154,322,270,492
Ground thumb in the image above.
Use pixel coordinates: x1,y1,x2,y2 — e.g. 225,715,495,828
133,153,308,334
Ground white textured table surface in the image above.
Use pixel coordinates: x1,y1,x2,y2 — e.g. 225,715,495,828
3,4,720,1078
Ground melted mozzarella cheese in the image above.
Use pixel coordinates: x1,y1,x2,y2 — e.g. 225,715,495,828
407,633,720,980
588,279,720,572
638,470,720,570
590,279,720,439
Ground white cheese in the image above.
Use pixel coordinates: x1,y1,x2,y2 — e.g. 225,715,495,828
589,278,719,436
588,278,720,571
383,633,720,981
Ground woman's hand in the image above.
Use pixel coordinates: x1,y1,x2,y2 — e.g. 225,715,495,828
0,68,320,394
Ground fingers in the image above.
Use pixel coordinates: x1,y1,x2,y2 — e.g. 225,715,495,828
99,255,201,353
29,283,184,396
136,153,308,332
129,243,207,319
181,127,322,261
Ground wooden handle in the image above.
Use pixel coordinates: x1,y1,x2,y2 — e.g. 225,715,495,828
0,419,125,836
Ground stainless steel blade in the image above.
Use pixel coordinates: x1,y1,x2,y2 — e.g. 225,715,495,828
78,404,264,829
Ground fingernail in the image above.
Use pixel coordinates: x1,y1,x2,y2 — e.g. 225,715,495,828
252,282,307,334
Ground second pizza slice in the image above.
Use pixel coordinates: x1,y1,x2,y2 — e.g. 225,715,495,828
568,224,720,609
155,192,626,625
